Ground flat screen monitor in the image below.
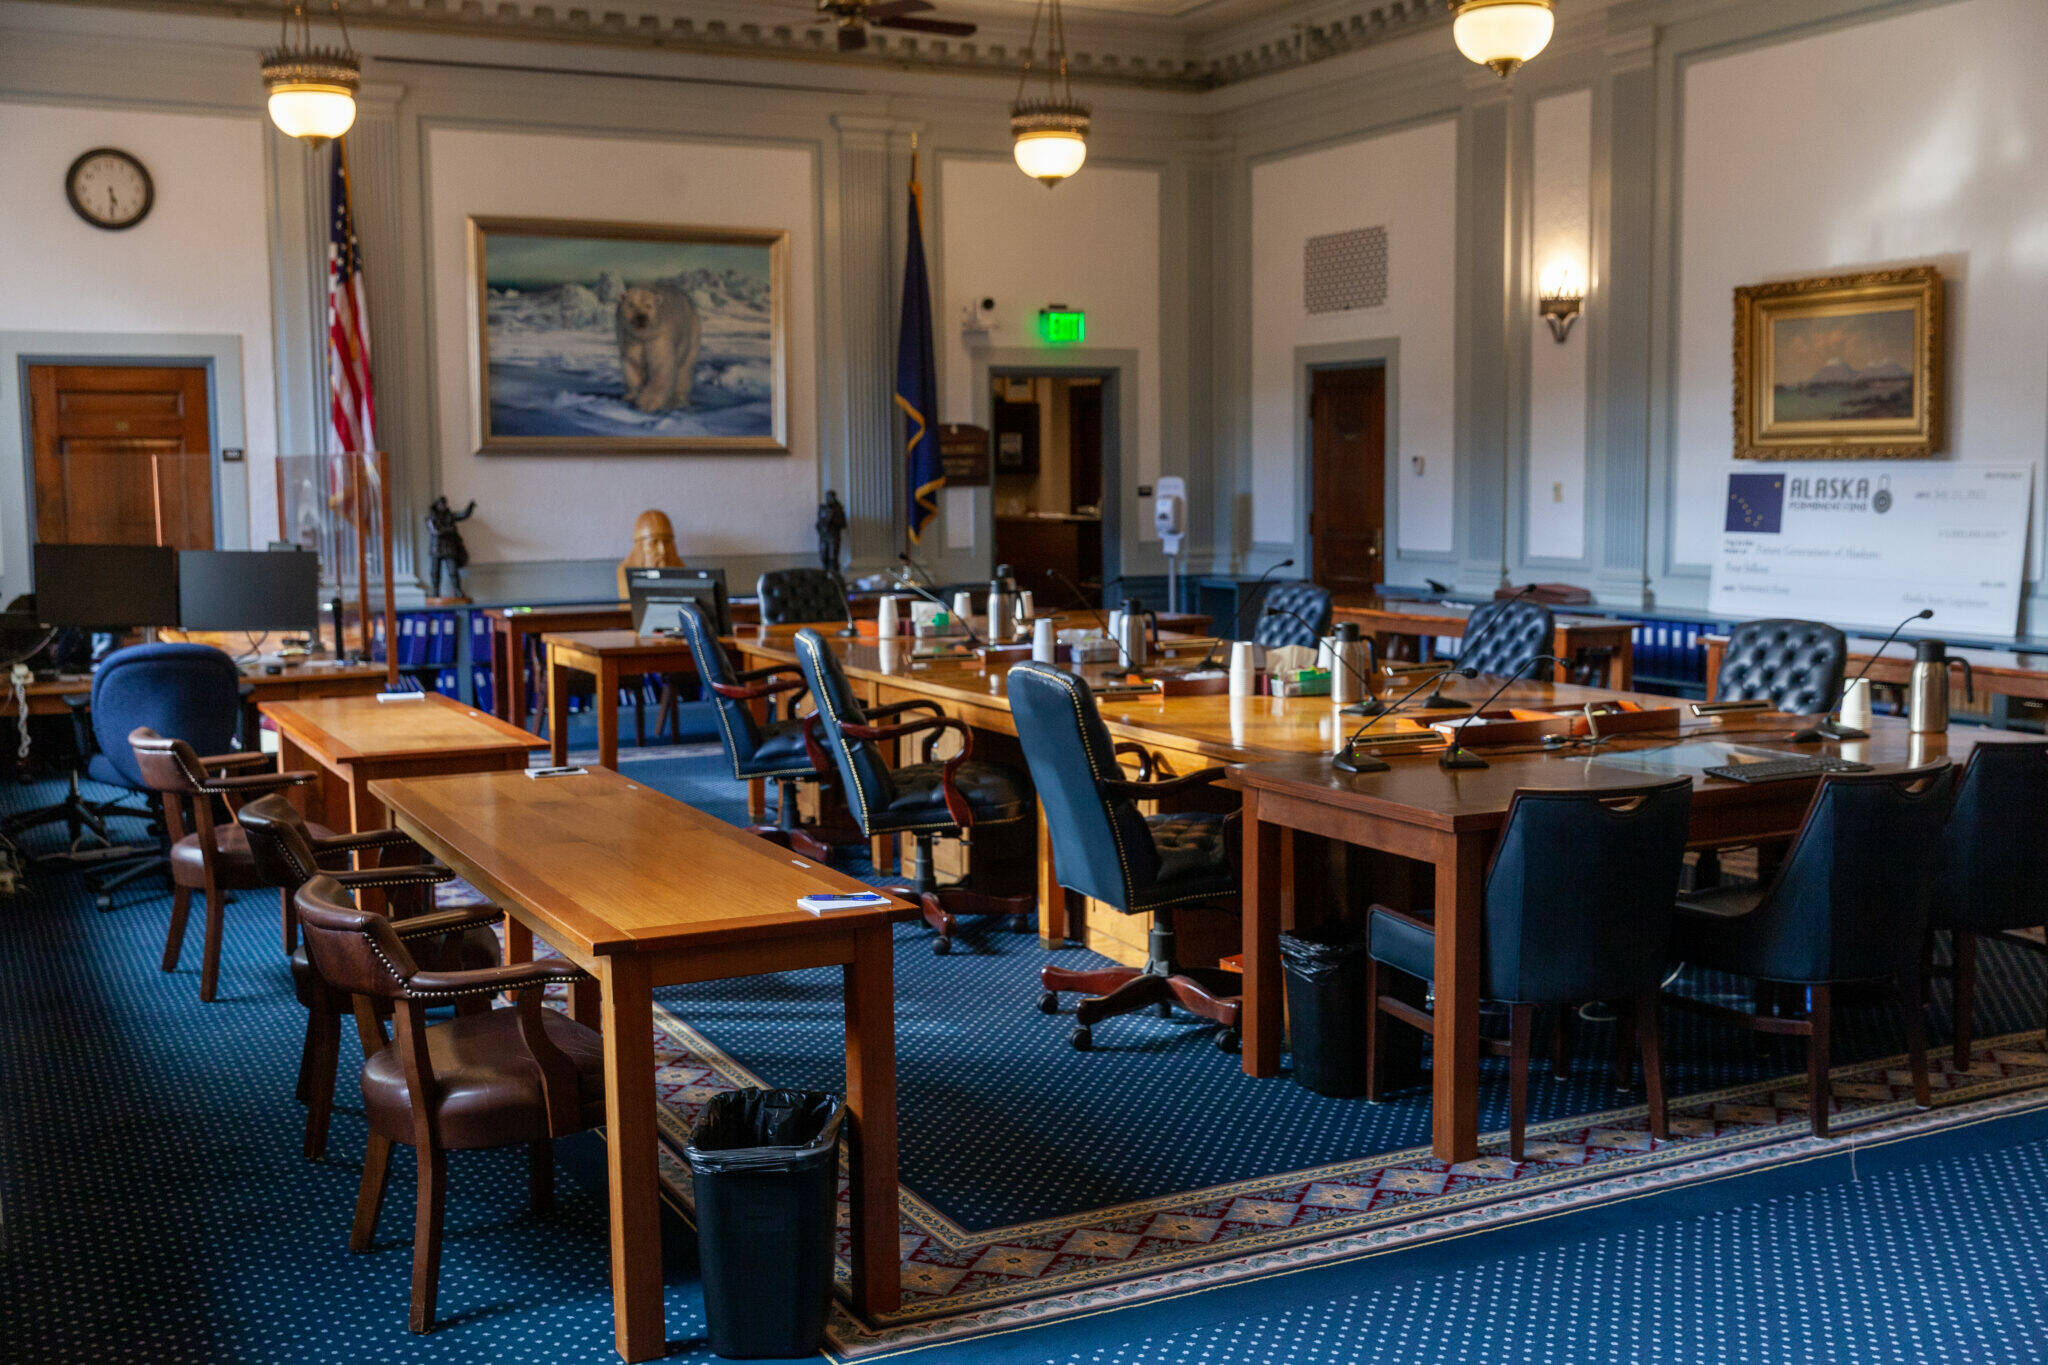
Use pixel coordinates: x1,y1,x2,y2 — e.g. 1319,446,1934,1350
33,543,180,630
628,566,730,637
177,549,322,632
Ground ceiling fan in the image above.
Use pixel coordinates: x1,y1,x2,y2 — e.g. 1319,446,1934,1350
817,0,977,52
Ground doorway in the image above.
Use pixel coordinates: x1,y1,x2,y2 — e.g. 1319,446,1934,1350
1308,363,1386,597
990,373,1110,604
27,362,214,549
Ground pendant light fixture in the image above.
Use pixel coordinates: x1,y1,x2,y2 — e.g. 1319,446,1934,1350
1010,0,1089,187
1452,0,1555,78
263,0,361,145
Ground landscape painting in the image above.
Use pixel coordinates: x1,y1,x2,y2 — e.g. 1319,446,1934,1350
1733,266,1943,460
469,217,788,454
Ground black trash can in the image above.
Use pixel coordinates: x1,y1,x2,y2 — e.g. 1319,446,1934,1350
1279,930,1371,1097
687,1088,847,1359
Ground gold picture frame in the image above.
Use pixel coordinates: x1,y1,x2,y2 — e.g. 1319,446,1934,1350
468,216,790,455
1733,266,1944,460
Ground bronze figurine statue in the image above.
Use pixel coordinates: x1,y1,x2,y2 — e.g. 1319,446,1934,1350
425,496,476,602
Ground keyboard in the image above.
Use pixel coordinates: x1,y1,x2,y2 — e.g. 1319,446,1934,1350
1701,755,1872,784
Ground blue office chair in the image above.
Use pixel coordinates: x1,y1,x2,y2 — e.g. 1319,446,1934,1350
793,628,1035,954
76,643,248,909
1251,582,1333,649
1934,741,2048,1067
1008,662,1244,1050
673,602,842,858
1667,763,1952,1138
1366,778,1692,1158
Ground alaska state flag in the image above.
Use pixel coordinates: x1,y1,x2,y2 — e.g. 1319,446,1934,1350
1725,473,1785,533
897,158,942,543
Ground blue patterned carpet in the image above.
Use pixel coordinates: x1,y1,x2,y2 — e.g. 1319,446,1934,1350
2,730,2044,1362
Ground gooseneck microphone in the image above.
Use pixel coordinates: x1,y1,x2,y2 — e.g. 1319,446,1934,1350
1790,608,1934,743
1193,558,1295,670
1439,654,1563,770
896,551,938,588
1262,605,1382,714
894,570,984,649
1416,584,1539,712
1045,568,1133,668
1334,667,1478,774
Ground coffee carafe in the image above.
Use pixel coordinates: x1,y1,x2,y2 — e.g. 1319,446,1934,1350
987,565,1019,642
1907,639,1974,734
1114,597,1154,669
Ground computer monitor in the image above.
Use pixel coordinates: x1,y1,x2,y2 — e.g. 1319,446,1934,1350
176,549,321,633
628,566,730,636
33,543,180,630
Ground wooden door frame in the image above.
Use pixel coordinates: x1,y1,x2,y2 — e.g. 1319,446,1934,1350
2,334,250,596
1293,339,1442,593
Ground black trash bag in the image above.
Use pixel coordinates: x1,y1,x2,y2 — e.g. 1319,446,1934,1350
1279,930,1372,1098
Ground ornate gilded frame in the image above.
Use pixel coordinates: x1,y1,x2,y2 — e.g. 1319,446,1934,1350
1733,266,1944,460
468,215,790,455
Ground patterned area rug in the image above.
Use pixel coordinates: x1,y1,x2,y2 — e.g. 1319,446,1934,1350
641,1005,2048,1359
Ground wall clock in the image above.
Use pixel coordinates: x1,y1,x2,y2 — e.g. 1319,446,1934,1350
66,148,154,231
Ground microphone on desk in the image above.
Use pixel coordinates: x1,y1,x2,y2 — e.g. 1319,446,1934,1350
1262,604,1383,714
893,558,985,649
1438,654,1564,770
1790,608,1934,743
1334,666,1479,774
1045,568,1134,668
1415,584,1536,711
896,551,938,588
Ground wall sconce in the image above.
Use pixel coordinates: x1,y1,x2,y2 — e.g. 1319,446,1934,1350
1538,263,1584,343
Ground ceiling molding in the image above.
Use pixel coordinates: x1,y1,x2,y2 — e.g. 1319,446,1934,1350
33,0,1458,91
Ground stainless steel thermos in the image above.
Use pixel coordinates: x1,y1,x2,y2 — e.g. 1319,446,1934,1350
1906,639,1974,734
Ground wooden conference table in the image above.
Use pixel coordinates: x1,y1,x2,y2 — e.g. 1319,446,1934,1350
1333,595,1636,689
260,692,542,832
374,765,914,1362
542,629,700,771
3,656,387,720
483,604,633,730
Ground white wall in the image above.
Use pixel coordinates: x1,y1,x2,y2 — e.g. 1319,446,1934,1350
937,154,1162,558
1248,118,1458,552
425,126,819,567
0,99,275,577
1526,88,1591,563
1673,0,2048,577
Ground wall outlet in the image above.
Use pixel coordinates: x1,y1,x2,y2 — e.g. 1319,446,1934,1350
1552,481,1564,503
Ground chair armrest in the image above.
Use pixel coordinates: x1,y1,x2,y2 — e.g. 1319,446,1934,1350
842,712,974,766
732,663,806,685
709,675,807,703
1099,767,1228,802
200,751,273,772
1367,902,1434,934
1112,742,1156,781
514,987,583,1135
406,957,589,1000
200,769,319,795
313,827,419,856
864,698,944,722
390,904,504,939
330,864,456,892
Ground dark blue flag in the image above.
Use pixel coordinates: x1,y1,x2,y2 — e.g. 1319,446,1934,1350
1725,473,1785,534
897,160,941,544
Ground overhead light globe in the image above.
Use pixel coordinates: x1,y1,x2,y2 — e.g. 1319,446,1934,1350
262,1,361,145
1011,104,1090,188
1453,0,1554,78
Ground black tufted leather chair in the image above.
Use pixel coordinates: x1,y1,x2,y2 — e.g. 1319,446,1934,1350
756,568,850,626
1934,741,2048,1067
794,629,1036,953
1367,778,1692,1158
1715,619,1848,715
1456,598,1555,679
1009,662,1243,1052
1252,582,1334,648
1668,763,1951,1138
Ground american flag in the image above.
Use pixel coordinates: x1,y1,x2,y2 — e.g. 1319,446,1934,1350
327,142,376,455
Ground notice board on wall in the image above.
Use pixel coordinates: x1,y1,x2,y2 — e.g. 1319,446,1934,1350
1707,463,2034,636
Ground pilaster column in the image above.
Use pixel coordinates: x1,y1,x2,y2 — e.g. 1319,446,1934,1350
1454,73,1514,592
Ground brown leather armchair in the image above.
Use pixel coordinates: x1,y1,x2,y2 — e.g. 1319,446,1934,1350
128,728,326,1002
237,793,503,1161
296,875,605,1334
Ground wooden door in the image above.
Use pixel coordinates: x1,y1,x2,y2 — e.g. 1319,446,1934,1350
1308,364,1385,596
28,363,214,549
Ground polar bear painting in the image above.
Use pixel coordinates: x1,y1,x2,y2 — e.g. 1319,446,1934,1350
475,223,781,447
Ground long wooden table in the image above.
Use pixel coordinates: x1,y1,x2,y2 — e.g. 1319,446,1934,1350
484,604,633,731
1333,595,1636,688
373,766,914,1361
260,692,542,832
4,656,388,721
543,629,700,771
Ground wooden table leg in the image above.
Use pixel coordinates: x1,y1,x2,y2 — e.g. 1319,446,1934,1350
1242,792,1285,1078
1430,829,1490,1164
548,650,571,768
747,778,767,823
598,954,665,1361
844,924,901,1317
509,627,531,730
1036,802,1063,947
1610,643,1634,690
504,920,533,965
597,661,621,771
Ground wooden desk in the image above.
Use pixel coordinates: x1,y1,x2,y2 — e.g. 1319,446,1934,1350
543,630,701,771
483,604,632,730
260,692,541,832
3,658,388,720
372,766,912,1361
1703,634,2048,705
1333,596,1635,688
1229,713,2019,1164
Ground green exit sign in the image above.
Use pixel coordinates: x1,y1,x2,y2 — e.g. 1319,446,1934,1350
1037,307,1085,345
